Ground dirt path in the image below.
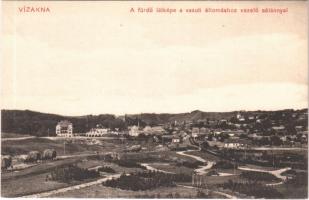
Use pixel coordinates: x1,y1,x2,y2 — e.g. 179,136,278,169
176,150,206,162
251,147,306,151
238,166,291,181
2,136,35,141
177,184,237,199
176,150,215,175
140,163,175,174
22,174,121,198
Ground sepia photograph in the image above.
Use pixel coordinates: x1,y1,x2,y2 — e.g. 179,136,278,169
1,0,308,198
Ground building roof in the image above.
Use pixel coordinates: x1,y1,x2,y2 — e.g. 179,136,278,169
57,120,72,127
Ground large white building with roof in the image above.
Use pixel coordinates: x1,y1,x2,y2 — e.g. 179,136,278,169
56,120,73,137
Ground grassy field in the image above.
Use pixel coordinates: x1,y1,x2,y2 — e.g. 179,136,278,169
1,136,308,198
1,172,69,197
50,184,207,198
1,156,89,197
1,132,32,138
185,150,221,162
2,157,81,181
149,163,194,175
76,159,144,174
1,137,126,156
275,183,308,199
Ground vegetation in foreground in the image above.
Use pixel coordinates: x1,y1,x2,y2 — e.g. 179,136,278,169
240,171,280,182
114,160,147,169
103,171,191,191
220,179,283,198
98,166,116,173
49,164,100,183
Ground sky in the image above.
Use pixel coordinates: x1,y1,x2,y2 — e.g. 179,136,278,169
1,1,308,116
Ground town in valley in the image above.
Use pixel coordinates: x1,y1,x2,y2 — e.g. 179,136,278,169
1,108,308,198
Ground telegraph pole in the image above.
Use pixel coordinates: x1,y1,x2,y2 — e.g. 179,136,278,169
64,140,66,155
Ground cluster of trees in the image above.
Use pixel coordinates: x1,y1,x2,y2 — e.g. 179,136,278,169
175,160,204,169
219,148,308,169
103,171,191,191
206,170,219,176
2,109,307,137
134,191,209,199
48,164,99,183
114,160,147,169
1,156,12,170
134,193,182,198
1,110,124,136
220,180,283,198
24,149,57,163
212,160,237,169
98,166,116,173
286,172,308,186
240,171,280,182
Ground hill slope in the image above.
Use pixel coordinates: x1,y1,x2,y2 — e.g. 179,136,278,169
1,108,307,137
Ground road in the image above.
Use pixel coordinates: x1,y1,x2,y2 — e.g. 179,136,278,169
22,174,121,198
42,136,120,140
2,136,36,141
251,147,306,151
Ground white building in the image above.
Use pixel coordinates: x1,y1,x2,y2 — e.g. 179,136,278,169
86,128,109,137
172,136,181,143
143,126,165,135
56,120,73,137
129,125,140,137
224,139,250,149
192,127,200,137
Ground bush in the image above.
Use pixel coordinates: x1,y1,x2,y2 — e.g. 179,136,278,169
286,172,308,186
175,160,204,169
196,190,210,198
220,180,283,198
114,160,146,169
103,171,191,191
212,160,237,169
281,169,297,176
49,164,99,183
240,171,280,182
98,166,116,173
206,170,219,176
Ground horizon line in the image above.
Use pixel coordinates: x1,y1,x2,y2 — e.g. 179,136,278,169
1,107,307,117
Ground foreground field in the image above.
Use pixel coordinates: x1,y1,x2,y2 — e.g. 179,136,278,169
49,184,221,198
1,136,308,198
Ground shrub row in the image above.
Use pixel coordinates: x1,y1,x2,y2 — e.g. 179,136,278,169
240,171,280,182
114,160,147,169
98,166,116,173
103,171,191,191
220,180,283,198
49,164,99,183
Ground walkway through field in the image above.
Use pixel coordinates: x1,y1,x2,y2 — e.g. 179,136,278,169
238,166,291,186
2,136,35,141
140,163,175,174
176,150,215,175
22,174,121,198
177,184,237,199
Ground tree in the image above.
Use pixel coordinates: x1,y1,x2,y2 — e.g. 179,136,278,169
270,136,283,146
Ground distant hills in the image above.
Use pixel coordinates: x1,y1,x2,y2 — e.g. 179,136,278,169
125,110,238,125
1,108,307,137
